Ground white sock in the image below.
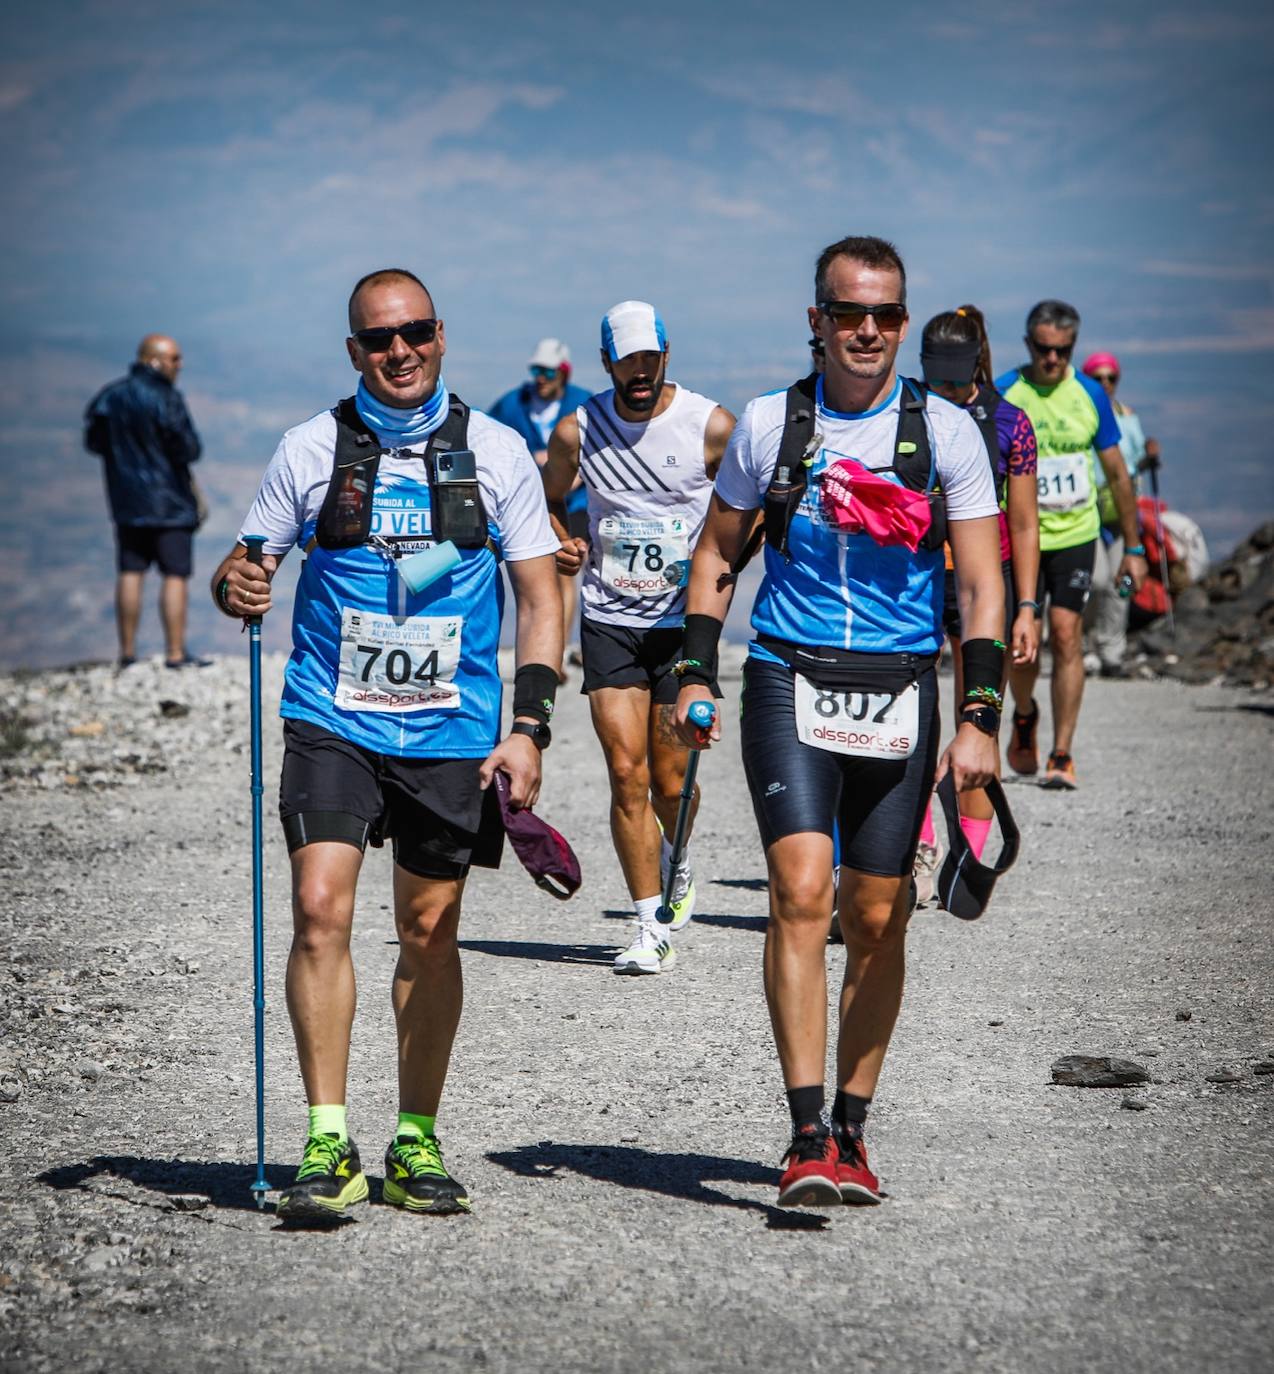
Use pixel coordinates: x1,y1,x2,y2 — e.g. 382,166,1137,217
635,895,662,924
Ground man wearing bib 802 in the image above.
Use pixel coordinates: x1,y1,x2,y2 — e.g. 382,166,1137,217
996,301,1146,789
211,269,562,1222
673,236,1004,1208
542,302,735,974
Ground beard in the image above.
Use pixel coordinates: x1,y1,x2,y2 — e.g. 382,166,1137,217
617,365,665,413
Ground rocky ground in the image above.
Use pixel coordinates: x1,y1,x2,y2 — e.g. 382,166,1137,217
1,652,1271,1374
1132,519,1274,688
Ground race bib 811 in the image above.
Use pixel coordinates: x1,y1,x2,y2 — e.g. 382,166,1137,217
1037,452,1092,513
793,674,919,759
335,609,462,713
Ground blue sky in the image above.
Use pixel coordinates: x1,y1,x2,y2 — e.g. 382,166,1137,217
2,0,1272,666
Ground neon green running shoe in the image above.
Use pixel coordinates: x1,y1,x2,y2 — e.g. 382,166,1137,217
383,1134,471,1215
276,1133,369,1222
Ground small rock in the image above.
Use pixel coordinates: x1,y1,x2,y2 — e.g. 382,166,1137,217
1121,1095,1149,1111
158,700,190,719
1253,1061,1274,1075
169,1194,210,1212
68,721,105,737
82,1246,120,1273
1175,1009,1193,1022
1205,1067,1243,1084
76,1059,104,1082
988,1019,1004,1027
1051,1055,1150,1088
0,1077,21,1103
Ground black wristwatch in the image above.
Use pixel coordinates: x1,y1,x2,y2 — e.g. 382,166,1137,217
509,720,551,751
960,704,1001,737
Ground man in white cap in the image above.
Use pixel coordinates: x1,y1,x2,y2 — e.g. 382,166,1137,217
491,340,593,658
542,302,735,973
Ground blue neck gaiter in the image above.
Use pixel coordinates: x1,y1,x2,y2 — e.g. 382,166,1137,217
355,376,450,447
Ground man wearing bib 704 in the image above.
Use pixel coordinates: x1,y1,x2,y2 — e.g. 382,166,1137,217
210,269,562,1222
542,302,735,974
996,300,1146,789
673,236,1004,1207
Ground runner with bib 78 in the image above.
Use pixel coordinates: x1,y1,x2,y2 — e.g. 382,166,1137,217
673,236,1004,1207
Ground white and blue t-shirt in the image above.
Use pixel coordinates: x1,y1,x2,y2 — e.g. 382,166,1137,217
239,407,558,759
715,378,998,660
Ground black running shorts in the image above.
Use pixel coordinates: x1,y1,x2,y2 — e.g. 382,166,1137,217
1034,540,1096,616
579,616,721,704
278,720,504,880
739,658,940,878
941,562,1015,641
115,525,195,577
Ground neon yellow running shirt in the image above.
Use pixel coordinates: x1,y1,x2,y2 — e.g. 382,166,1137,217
995,365,1122,551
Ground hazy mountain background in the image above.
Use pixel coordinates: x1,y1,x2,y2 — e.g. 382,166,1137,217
3,0,1271,668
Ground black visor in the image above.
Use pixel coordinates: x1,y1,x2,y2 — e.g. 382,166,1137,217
920,340,981,387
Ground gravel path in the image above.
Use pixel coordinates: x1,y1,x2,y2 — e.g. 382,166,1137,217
1,655,1271,1373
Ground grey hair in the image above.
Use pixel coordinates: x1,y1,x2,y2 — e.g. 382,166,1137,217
1025,299,1080,334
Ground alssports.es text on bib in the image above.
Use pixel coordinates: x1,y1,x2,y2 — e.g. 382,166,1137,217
335,608,462,713
793,674,919,760
598,515,690,597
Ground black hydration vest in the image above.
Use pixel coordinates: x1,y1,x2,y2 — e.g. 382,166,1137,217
760,374,947,561
314,393,491,551
962,386,1006,505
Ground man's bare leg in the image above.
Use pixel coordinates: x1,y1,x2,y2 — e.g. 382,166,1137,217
286,842,362,1107
649,702,699,843
835,870,911,1097
392,866,465,1116
1048,605,1085,756
160,575,188,662
589,686,661,901
116,571,144,661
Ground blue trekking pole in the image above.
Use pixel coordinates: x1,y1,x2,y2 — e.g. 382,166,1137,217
655,699,716,925
243,535,270,1209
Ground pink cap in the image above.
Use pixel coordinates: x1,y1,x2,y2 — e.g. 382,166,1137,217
1081,351,1120,378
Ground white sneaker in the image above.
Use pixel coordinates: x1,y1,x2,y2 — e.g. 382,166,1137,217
660,850,696,932
913,838,942,907
613,920,678,975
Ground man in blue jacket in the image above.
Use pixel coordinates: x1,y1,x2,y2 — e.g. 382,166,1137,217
490,340,591,659
84,334,208,668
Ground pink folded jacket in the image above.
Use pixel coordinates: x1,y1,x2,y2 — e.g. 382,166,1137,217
818,458,932,551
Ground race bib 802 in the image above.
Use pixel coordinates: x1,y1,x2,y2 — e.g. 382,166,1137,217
335,608,462,713
793,674,919,760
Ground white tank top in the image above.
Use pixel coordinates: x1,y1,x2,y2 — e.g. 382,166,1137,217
577,383,718,629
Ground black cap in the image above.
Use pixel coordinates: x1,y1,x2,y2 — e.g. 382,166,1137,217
920,339,981,387
934,772,1020,920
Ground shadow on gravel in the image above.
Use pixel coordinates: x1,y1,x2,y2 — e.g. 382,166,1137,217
458,939,616,966
488,1142,829,1230
711,877,769,891
599,908,767,933
39,1156,288,1213
1193,702,1274,718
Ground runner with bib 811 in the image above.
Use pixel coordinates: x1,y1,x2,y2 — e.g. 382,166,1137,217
673,235,1005,1209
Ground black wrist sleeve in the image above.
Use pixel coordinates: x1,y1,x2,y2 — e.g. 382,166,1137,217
677,614,723,687
960,637,1005,702
512,663,559,725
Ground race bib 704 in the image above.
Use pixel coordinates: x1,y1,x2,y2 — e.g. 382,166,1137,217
335,609,462,713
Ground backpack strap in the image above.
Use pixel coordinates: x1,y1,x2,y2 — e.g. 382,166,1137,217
895,378,946,553
314,396,385,550
968,387,1006,504
759,372,820,563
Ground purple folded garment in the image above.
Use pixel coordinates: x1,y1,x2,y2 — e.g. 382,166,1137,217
493,770,581,900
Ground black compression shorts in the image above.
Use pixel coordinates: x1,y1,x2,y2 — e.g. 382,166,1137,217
278,720,504,880
579,616,721,704
739,658,940,877
1034,540,1096,616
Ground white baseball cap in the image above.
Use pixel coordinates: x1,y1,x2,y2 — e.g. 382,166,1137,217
601,301,667,362
528,337,570,370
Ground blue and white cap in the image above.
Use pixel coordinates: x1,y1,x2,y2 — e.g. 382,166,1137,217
601,300,667,362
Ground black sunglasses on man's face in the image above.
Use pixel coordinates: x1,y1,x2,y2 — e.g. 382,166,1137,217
1027,336,1073,360
352,319,439,350
819,300,907,332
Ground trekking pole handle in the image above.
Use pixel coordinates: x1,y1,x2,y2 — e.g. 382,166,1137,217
687,699,716,747
243,536,266,627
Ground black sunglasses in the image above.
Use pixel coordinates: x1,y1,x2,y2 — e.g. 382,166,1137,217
1028,337,1073,359
819,300,907,331
352,318,439,350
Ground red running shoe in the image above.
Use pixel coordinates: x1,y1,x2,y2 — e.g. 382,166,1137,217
777,1125,841,1208
833,1129,882,1205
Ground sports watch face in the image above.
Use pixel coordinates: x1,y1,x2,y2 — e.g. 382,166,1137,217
963,705,1001,737
512,721,551,750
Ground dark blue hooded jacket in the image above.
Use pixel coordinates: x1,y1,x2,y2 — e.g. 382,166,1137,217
84,363,202,527
489,379,591,514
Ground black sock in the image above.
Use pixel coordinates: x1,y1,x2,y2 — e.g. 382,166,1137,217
785,1085,825,1133
832,1090,871,1138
